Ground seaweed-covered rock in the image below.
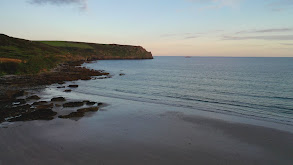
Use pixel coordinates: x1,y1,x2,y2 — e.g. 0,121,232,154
58,111,84,119
68,85,78,88
59,106,99,119
77,107,99,113
0,104,33,121
63,102,84,107
83,100,97,106
12,90,26,98
64,89,72,93
13,99,26,105
35,103,54,110
9,108,57,122
51,97,66,102
32,101,48,106
26,95,40,100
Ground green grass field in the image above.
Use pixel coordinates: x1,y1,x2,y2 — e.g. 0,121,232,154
39,41,94,49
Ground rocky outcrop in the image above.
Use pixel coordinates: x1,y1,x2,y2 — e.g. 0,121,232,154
58,106,99,119
51,97,66,102
63,102,84,107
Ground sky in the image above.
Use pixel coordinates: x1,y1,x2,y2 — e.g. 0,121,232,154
0,0,293,57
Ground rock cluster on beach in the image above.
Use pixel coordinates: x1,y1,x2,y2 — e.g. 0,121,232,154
0,90,103,123
0,61,111,88
0,61,109,123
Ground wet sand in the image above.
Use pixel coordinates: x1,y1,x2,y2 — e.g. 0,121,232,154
0,88,293,165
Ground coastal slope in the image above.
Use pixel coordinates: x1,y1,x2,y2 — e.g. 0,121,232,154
0,34,153,75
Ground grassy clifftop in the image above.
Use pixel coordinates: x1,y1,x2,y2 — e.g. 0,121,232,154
0,34,153,75
39,41,153,60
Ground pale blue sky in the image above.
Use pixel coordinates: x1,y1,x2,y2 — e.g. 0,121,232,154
1,0,293,56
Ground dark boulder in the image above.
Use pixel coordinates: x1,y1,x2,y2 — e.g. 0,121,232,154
35,103,54,110
51,97,66,102
59,106,99,119
13,99,26,105
83,100,97,106
58,111,84,119
26,95,40,100
68,85,78,88
32,101,48,106
63,102,84,107
9,108,57,122
77,106,99,113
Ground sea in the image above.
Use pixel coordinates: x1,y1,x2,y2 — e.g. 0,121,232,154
52,56,293,127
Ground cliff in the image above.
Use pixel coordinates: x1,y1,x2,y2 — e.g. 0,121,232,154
0,34,153,75
39,41,153,60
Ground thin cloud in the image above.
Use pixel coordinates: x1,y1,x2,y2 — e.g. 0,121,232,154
223,35,293,41
281,43,293,46
235,28,293,34
160,33,202,39
29,0,88,10
267,0,293,11
160,34,178,38
184,36,198,39
187,0,243,11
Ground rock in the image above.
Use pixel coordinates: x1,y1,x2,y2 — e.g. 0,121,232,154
55,104,61,107
26,95,41,100
35,103,54,110
12,90,26,98
68,85,78,88
81,77,91,80
119,73,125,76
64,89,72,93
58,111,84,119
98,103,103,106
13,99,26,105
63,102,84,107
58,82,65,85
57,86,65,89
9,108,57,122
77,107,99,113
51,97,66,102
32,101,48,106
83,100,97,106
59,106,99,119
0,104,34,122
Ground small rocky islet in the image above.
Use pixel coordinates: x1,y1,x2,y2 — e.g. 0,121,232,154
0,90,103,123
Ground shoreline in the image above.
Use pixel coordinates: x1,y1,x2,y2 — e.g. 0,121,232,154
1,86,293,164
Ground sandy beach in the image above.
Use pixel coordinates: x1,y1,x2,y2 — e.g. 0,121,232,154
0,86,292,165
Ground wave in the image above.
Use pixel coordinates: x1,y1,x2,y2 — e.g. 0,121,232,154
75,88,293,126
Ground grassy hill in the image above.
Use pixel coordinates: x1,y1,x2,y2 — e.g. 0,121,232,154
38,41,153,60
0,34,152,75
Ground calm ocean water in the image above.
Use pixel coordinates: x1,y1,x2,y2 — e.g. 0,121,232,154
80,57,293,125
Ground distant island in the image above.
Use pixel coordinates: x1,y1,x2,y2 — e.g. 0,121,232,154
0,34,153,76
